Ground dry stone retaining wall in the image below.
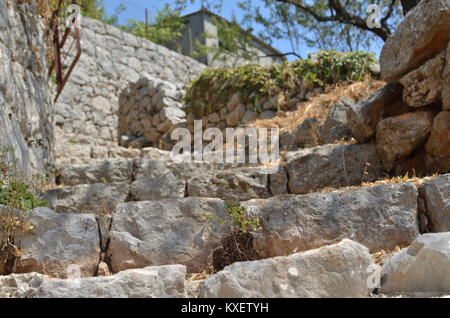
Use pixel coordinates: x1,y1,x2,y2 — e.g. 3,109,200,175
54,17,205,163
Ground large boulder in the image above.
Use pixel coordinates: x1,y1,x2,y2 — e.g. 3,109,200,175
380,233,450,296
380,0,450,82
187,167,272,201
418,174,450,233
243,182,419,257
399,50,446,107
345,83,407,143
425,111,450,173
284,143,384,194
56,159,133,186
0,265,186,298
376,110,435,172
41,182,129,214
3,208,100,278
199,239,377,298
130,159,210,200
107,198,230,273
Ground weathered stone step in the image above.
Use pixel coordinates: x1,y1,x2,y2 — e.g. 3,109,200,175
0,207,100,278
284,143,384,194
41,182,129,214
380,232,450,297
104,182,421,274
244,182,420,256
52,141,389,204
56,158,133,186
0,265,186,298
107,198,231,273
199,239,376,298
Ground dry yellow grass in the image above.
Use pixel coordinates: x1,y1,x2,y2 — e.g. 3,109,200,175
246,78,386,131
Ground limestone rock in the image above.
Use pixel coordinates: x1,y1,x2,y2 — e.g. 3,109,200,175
0,272,47,298
41,182,129,214
346,83,406,143
419,174,450,233
443,42,450,110
36,265,187,298
425,111,450,173
400,50,446,107
376,111,435,172
7,208,100,278
284,143,384,194
319,96,353,144
243,182,419,257
199,239,377,298
380,233,450,296
295,118,321,148
380,0,450,82
56,159,133,186
107,198,230,273
0,266,186,298
130,159,210,200
187,168,272,201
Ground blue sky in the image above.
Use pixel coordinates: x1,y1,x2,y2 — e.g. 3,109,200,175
102,0,382,62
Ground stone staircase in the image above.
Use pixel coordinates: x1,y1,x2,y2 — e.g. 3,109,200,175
3,138,444,298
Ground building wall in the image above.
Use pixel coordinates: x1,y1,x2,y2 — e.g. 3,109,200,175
181,12,283,67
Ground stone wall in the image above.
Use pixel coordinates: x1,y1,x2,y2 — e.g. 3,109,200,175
349,0,450,175
0,0,54,175
54,17,205,163
118,77,186,150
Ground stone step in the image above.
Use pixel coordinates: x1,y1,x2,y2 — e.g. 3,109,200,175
380,232,450,297
41,182,129,214
56,158,134,186
0,265,186,298
53,142,388,203
104,182,422,274
199,239,376,298
0,207,100,278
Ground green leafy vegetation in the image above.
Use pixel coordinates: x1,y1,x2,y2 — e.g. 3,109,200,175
223,201,261,233
0,147,48,274
203,201,261,233
185,49,379,118
119,4,185,51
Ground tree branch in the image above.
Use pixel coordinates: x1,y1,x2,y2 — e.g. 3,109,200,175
273,0,392,41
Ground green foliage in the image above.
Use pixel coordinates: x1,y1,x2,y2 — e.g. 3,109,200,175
0,148,48,212
223,201,261,233
120,5,185,49
0,147,48,273
202,201,261,233
238,0,403,53
185,49,379,118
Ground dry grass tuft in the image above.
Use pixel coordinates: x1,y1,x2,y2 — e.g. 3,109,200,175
246,78,385,131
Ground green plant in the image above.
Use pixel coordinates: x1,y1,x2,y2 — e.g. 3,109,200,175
0,147,48,274
120,4,185,50
184,49,379,119
223,201,261,233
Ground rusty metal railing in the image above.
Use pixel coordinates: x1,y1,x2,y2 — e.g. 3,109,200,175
48,0,82,103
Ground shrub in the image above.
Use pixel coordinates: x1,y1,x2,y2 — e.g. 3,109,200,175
184,49,379,118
